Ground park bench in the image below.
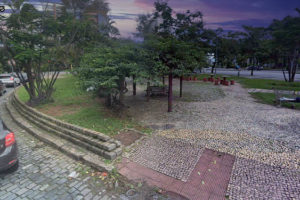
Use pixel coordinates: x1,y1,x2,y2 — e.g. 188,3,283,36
274,89,300,107
146,86,168,96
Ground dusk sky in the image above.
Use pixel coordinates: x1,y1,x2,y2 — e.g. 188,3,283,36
108,0,300,38
2,0,299,38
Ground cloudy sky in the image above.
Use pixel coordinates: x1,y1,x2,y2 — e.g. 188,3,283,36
1,0,299,37
109,0,299,38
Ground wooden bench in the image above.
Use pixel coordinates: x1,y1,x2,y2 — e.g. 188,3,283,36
146,86,168,96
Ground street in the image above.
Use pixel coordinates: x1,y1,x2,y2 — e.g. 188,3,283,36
0,90,118,200
206,68,300,81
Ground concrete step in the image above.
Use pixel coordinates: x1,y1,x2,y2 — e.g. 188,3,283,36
11,98,121,160
3,99,114,172
12,97,118,152
12,94,118,144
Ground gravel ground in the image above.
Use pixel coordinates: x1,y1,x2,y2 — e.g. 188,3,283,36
125,81,300,150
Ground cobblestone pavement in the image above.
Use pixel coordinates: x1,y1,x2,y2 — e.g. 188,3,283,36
0,115,120,200
228,157,300,199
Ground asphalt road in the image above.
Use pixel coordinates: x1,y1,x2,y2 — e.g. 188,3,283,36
207,68,300,81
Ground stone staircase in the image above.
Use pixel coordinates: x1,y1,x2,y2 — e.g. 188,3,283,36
4,92,123,171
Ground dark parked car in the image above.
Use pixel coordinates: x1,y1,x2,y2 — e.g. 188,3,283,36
0,120,18,172
0,80,6,96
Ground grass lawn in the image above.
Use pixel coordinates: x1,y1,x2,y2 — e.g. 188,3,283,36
250,92,300,110
196,74,300,91
17,75,150,136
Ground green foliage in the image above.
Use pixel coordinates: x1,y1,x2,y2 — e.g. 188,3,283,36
17,75,147,135
251,93,300,110
1,0,115,105
137,1,206,75
76,40,148,105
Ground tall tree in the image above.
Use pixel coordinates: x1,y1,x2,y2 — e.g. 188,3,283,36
136,1,205,112
241,26,266,76
269,9,300,82
0,0,109,105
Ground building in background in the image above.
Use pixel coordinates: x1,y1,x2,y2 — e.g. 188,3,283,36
1,0,109,25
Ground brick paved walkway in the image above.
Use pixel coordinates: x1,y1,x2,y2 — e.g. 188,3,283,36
118,149,235,200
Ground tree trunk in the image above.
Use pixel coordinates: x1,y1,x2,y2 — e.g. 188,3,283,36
250,57,254,76
179,76,183,98
25,66,36,102
119,77,125,104
132,75,136,96
282,65,288,82
211,62,216,74
146,81,150,102
162,76,165,86
168,71,173,112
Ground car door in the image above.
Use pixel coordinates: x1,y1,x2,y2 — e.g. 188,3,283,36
0,121,5,155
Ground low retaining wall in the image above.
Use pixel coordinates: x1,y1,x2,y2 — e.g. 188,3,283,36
12,87,122,160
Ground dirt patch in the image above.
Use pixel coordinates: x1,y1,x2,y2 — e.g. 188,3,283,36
113,130,143,146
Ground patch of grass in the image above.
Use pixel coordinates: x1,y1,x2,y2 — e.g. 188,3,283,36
250,92,300,110
17,87,30,103
58,105,134,136
16,75,149,136
235,77,300,91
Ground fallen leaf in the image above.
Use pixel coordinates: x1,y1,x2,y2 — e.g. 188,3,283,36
102,172,108,177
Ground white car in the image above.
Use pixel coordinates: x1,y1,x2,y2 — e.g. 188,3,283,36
0,74,20,87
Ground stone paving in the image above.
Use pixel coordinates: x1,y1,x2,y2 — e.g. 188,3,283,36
0,112,119,200
121,81,300,199
228,157,300,200
129,136,204,181
119,149,235,200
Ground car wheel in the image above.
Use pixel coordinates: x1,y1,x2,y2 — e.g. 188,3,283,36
7,160,19,173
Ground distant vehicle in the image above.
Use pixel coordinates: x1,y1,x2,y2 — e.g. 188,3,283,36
0,120,18,172
0,80,6,96
247,66,263,71
0,74,21,87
